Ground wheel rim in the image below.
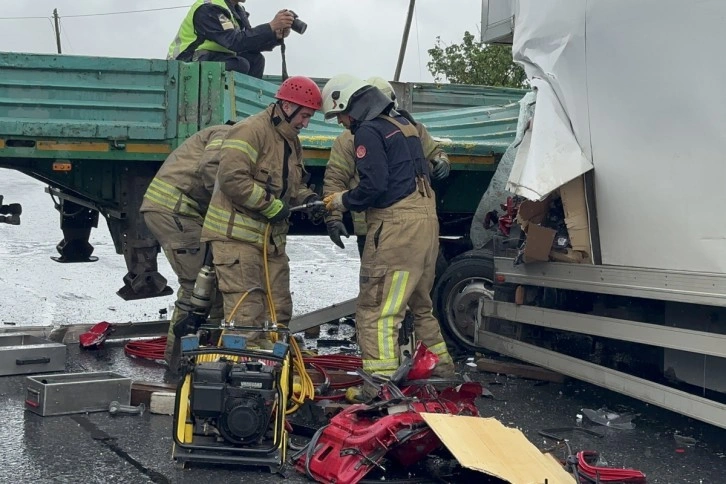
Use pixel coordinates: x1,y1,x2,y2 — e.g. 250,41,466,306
443,276,494,347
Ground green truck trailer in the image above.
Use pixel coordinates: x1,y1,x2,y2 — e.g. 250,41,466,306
0,52,525,301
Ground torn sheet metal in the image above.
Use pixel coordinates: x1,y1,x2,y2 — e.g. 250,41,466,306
506,78,593,201
470,90,535,249
509,0,726,272
505,0,593,201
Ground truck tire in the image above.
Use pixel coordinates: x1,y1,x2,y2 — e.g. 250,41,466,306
433,250,494,352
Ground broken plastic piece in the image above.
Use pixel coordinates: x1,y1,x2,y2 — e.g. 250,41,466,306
78,321,113,348
581,407,636,429
405,341,438,380
576,451,646,483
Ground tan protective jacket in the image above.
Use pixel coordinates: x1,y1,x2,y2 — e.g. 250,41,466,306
140,125,230,221
201,104,315,250
323,122,447,235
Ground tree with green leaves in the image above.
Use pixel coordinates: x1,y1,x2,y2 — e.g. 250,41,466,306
427,31,527,88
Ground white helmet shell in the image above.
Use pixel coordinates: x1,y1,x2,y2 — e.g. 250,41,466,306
321,74,370,120
365,76,397,108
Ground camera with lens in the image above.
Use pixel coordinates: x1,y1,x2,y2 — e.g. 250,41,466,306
287,10,307,35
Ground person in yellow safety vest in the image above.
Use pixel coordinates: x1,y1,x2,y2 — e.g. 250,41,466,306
321,74,456,379
323,76,451,256
200,76,325,348
140,123,233,371
168,0,295,79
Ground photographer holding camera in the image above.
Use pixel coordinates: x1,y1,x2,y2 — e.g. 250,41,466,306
168,0,306,79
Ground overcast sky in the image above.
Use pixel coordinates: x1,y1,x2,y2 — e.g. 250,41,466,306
1,0,484,83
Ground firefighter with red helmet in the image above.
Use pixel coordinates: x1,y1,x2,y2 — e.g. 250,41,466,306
200,76,325,347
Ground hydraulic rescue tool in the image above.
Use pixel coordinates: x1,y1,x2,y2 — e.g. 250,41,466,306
289,199,325,213
173,244,217,339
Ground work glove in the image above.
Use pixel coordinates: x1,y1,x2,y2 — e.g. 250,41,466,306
303,194,327,222
431,156,451,180
327,220,350,249
323,191,348,212
266,199,290,223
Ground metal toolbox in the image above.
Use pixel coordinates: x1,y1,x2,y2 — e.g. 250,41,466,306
25,371,132,416
0,334,66,376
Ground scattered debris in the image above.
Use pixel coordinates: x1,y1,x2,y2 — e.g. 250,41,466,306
316,338,355,348
574,451,646,483
673,432,698,447
292,342,487,483
131,380,177,407
293,387,480,483
538,427,605,442
581,407,636,430
476,357,565,383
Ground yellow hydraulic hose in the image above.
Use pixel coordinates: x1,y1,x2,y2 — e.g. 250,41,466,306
263,222,315,413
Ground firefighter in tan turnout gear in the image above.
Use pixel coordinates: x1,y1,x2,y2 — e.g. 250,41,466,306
200,76,325,347
321,74,456,378
323,76,451,255
140,124,231,370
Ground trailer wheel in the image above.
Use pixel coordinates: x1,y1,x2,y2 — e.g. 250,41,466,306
433,250,494,352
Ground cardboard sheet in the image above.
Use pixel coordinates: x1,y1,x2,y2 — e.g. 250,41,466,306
421,414,575,484
558,175,592,259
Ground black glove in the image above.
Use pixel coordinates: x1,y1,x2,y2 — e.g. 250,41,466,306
327,220,350,249
268,200,290,223
431,157,450,180
303,194,326,222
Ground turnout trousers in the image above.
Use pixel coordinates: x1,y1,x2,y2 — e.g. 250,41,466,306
142,211,223,368
356,191,455,377
210,240,292,342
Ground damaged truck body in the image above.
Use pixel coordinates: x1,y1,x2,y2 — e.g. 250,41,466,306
439,0,726,428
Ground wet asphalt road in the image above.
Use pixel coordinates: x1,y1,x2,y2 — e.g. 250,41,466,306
1,339,725,484
2,170,726,482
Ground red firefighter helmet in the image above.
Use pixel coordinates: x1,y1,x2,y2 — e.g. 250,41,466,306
275,76,322,111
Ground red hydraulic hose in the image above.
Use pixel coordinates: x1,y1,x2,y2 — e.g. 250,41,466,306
124,337,167,361
302,354,363,399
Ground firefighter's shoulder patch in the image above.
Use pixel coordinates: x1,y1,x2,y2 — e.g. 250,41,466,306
356,145,367,159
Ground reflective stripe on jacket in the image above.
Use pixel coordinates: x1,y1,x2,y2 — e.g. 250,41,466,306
167,0,238,60
201,104,315,250
140,125,230,220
